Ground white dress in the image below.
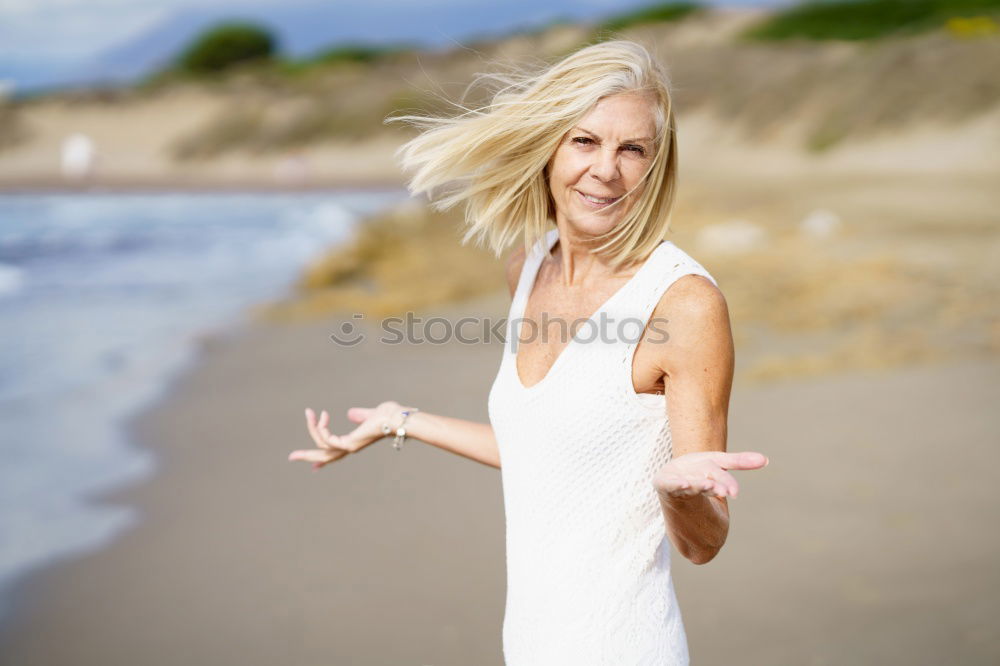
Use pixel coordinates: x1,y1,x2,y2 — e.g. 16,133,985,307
487,228,720,665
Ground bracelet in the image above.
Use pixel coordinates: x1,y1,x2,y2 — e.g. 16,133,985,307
381,407,419,451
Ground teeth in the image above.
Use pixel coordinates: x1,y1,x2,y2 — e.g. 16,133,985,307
582,193,618,204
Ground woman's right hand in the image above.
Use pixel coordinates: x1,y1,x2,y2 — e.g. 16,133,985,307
288,401,407,470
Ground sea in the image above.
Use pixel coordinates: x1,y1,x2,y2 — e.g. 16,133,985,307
0,188,409,621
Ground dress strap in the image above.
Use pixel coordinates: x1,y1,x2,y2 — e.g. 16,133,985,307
510,228,559,321
631,241,718,320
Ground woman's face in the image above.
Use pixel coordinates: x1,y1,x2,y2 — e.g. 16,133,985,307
546,91,657,240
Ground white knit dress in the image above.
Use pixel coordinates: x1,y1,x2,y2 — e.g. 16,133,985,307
487,228,720,666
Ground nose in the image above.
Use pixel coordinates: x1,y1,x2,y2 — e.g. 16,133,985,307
588,145,621,182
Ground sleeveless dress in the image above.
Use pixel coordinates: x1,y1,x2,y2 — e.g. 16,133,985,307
487,228,720,666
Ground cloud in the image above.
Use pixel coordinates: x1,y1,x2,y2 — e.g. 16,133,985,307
0,0,484,60
0,0,778,63
0,1,180,60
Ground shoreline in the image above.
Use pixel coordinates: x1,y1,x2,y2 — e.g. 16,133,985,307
0,176,408,195
0,296,513,664
0,188,413,628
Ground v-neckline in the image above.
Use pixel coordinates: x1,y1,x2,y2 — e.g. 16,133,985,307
512,229,666,391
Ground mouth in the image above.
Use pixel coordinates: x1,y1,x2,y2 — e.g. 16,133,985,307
576,190,622,208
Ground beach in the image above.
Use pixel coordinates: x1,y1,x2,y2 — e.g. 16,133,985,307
2,9,999,662
1,139,997,665
0,281,997,664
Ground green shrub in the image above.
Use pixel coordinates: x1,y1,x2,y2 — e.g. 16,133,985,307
175,22,277,74
742,0,1000,42
596,2,703,33
311,43,398,65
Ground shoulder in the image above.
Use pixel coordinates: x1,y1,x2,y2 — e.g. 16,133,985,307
504,245,528,298
655,272,727,324
650,272,732,374
653,244,726,318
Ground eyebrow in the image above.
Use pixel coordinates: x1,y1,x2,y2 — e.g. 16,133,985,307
573,126,654,144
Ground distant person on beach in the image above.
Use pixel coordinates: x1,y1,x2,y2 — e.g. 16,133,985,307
60,132,97,181
290,39,770,664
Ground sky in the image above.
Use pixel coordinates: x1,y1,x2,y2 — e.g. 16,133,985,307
0,0,781,62
0,0,788,92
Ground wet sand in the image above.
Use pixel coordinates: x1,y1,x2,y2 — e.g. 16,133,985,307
0,287,997,665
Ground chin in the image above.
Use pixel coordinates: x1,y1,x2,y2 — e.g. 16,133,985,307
564,212,623,239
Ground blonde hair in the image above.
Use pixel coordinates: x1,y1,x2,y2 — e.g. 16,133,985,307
385,38,678,270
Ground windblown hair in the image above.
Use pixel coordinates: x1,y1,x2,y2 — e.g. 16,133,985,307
385,39,678,270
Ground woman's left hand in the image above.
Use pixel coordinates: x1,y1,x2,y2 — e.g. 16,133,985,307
652,451,769,500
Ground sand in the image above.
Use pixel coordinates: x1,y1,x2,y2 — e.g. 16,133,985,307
0,285,997,665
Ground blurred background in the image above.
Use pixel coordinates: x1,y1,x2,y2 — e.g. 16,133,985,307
0,1,998,664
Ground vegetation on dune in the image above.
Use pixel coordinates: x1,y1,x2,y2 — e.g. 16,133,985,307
174,22,277,74
0,104,31,151
150,1,1000,159
742,0,1000,42
309,43,410,65
596,2,704,33
169,101,396,160
273,42,420,77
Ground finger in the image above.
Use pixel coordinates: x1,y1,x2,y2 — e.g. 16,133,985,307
315,410,334,450
714,451,769,471
314,451,344,469
707,481,730,498
347,407,373,424
305,408,321,443
705,469,740,496
315,411,349,451
306,411,331,451
288,449,337,463
306,408,341,452
679,482,703,499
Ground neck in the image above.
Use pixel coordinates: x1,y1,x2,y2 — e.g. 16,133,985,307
550,220,628,288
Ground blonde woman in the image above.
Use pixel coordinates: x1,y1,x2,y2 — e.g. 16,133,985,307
290,39,770,664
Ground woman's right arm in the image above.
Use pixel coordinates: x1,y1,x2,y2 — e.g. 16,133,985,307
403,409,501,467
288,246,528,473
371,405,504,468
289,402,502,469
408,410,501,467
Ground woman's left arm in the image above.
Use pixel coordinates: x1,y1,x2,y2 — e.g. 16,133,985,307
647,275,768,565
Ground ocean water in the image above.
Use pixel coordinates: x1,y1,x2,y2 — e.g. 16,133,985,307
0,189,409,620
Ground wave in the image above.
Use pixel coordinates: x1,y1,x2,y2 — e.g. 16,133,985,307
0,262,24,296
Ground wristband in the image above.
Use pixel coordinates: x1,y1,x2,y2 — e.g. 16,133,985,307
382,407,419,451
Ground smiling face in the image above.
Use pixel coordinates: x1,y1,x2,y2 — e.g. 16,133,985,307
545,91,658,241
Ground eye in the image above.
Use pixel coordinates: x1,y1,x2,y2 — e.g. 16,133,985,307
571,136,594,146
623,144,646,156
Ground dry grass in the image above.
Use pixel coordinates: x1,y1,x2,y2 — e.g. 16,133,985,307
689,210,1000,383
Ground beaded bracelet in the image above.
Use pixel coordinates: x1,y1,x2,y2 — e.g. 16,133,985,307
382,407,419,451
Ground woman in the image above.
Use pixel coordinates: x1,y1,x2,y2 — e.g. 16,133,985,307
289,39,769,665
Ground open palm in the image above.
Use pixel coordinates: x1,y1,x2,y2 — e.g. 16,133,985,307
652,451,769,499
